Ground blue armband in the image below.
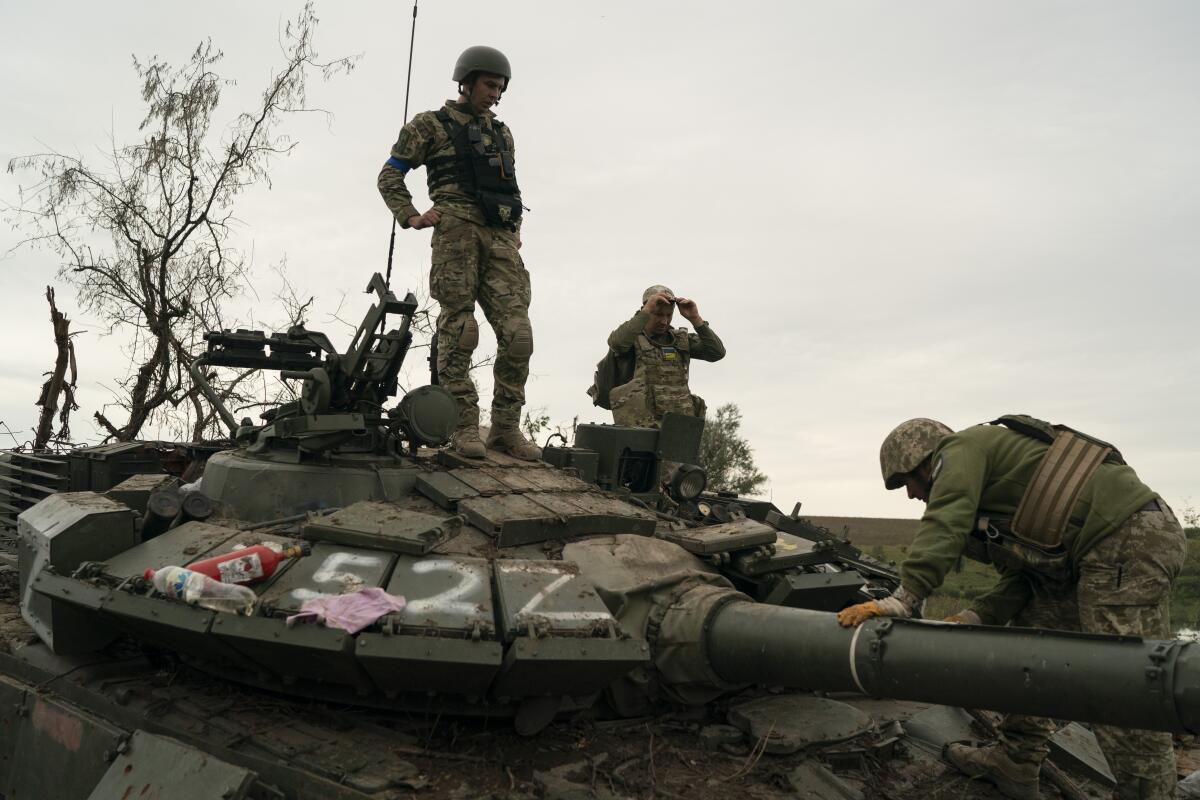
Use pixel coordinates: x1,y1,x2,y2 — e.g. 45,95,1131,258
385,156,411,173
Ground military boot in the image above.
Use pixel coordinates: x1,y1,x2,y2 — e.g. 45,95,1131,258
448,404,486,459
451,429,484,460
451,426,486,459
944,743,1040,800
487,410,544,460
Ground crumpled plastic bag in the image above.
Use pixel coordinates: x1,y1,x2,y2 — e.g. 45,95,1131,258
285,586,406,634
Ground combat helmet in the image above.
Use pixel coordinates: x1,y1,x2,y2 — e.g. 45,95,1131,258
453,46,512,86
879,418,953,490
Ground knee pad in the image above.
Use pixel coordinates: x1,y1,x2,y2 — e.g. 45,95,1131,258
508,319,533,359
456,316,479,352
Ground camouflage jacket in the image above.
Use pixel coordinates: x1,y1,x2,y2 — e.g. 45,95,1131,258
606,311,725,362
901,423,1156,624
605,311,725,426
377,100,519,229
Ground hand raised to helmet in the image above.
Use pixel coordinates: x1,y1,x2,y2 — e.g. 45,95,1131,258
641,292,675,315
675,297,702,325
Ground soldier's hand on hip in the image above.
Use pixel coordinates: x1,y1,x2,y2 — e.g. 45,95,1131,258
676,297,702,325
407,209,442,230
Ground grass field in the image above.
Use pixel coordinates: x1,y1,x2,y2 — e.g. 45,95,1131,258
810,516,1200,631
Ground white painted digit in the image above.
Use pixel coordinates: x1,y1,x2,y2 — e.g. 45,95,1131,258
404,558,485,616
498,563,612,623
288,551,384,604
312,552,384,584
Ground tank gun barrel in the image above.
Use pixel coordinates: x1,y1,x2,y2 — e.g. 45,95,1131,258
706,602,1200,734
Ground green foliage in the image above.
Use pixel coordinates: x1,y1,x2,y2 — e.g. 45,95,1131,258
1172,527,1200,632
1182,502,1199,528
698,403,767,496
522,408,551,439
520,407,576,447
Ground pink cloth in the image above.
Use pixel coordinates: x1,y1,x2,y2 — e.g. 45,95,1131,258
285,587,407,633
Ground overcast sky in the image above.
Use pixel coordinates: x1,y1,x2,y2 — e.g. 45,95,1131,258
1,1,1197,519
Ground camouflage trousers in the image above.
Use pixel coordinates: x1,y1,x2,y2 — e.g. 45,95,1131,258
429,213,532,432
998,503,1186,799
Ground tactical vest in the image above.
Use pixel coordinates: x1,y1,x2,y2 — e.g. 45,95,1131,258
609,330,701,427
426,109,522,229
962,414,1126,586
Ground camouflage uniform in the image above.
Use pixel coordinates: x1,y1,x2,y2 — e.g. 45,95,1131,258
377,101,532,435
890,421,1186,799
605,312,725,429
998,503,1185,798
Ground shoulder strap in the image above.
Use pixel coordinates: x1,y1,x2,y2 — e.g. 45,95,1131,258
991,414,1125,465
491,119,509,153
991,414,1056,443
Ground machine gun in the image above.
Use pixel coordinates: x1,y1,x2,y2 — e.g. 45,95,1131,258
189,274,456,456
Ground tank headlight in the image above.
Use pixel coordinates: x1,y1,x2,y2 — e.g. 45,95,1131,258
667,463,707,502
395,385,458,446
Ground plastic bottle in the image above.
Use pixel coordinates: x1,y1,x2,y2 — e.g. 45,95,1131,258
144,566,257,615
185,543,312,585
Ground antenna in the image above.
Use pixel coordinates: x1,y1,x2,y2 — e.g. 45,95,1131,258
384,0,420,290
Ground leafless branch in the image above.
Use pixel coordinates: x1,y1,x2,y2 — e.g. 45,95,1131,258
4,3,356,442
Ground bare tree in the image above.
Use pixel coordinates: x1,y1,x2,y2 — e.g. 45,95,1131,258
33,286,79,450
6,3,355,442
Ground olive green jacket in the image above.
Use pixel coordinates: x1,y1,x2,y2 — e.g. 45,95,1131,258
901,423,1155,624
607,311,726,361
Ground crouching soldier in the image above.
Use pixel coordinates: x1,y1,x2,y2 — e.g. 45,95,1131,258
838,415,1186,800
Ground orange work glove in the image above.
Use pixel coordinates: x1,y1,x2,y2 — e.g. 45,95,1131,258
837,600,885,627
837,589,919,628
941,609,982,625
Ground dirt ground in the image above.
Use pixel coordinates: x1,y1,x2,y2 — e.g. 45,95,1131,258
360,698,1018,800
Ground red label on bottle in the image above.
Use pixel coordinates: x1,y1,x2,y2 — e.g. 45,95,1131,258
217,553,264,584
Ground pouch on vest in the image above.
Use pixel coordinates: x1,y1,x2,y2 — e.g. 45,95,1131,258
991,414,1119,548
428,111,523,229
476,189,522,228
588,348,636,410
971,515,1073,588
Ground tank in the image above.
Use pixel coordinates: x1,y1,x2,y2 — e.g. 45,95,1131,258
3,273,1198,799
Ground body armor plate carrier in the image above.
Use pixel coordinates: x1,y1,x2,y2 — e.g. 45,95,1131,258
427,109,522,229
963,415,1127,584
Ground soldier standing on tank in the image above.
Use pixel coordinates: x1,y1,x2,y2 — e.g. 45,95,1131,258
837,416,1185,800
378,46,538,460
601,286,725,428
